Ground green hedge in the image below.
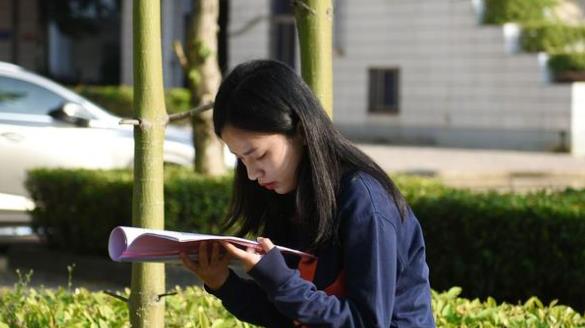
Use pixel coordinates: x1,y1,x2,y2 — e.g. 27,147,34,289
71,85,191,120
548,52,585,75
520,23,585,53
25,169,585,311
0,278,255,328
26,168,231,255
399,181,585,312
483,0,558,25
519,24,585,80
484,5,585,80
1,284,583,327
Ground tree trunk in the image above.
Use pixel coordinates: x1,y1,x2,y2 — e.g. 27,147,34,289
129,1,166,327
294,0,334,118
188,0,226,175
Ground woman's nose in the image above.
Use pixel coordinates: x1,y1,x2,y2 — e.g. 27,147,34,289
245,162,263,181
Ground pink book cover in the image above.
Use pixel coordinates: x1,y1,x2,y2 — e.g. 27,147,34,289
108,226,316,263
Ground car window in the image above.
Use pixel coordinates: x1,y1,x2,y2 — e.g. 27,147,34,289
0,76,65,115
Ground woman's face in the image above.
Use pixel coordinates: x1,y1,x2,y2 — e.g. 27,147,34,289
221,125,304,194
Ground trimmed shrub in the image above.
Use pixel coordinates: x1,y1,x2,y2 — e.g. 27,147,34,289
1,284,583,327
548,52,585,78
431,287,585,327
483,0,558,25
0,280,255,327
519,24,585,81
26,168,231,255
520,23,585,53
72,85,191,120
26,169,585,311
397,180,585,312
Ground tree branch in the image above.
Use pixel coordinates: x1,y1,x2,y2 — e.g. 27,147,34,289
167,102,214,123
173,40,188,71
229,15,295,37
103,290,129,303
293,0,317,15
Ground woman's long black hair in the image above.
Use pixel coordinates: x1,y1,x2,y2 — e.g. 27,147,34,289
214,60,408,250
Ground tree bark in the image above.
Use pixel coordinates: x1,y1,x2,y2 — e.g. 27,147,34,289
187,0,226,175
129,1,166,327
294,0,334,118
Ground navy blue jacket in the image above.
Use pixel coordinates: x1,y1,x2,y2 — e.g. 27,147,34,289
207,171,435,327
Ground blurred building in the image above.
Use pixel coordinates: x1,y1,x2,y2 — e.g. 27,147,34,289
1,0,584,155
227,0,585,156
0,0,121,84
0,0,229,87
0,0,45,73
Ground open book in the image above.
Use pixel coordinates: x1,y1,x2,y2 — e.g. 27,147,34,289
108,226,316,263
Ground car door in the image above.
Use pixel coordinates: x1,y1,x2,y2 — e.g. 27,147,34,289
0,75,134,197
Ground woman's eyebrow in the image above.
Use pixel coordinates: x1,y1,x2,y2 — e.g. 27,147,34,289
235,147,257,158
242,147,257,156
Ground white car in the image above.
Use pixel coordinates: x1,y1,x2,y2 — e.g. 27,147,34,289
0,61,232,234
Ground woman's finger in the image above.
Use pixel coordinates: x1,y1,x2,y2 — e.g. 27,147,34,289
198,241,209,267
210,241,221,263
221,241,248,259
180,252,198,273
257,237,274,252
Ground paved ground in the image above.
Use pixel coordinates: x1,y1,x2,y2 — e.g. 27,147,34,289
357,144,585,191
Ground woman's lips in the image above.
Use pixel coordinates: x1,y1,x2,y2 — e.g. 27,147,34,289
261,182,277,190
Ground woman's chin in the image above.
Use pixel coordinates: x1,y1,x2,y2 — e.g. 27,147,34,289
274,186,294,195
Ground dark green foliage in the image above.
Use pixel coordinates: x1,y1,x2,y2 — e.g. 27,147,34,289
1,284,583,327
548,52,585,73
484,3,585,80
25,168,231,255
483,0,558,24
520,23,585,53
518,23,585,80
396,177,585,312
72,85,191,120
26,170,585,311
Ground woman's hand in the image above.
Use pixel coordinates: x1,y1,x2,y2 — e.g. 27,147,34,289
221,237,275,272
180,241,232,290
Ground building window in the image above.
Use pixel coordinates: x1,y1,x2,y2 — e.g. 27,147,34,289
368,68,400,114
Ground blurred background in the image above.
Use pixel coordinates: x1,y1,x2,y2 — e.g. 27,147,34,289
1,0,585,325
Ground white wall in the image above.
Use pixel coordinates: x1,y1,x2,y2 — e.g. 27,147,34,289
120,0,190,87
228,0,580,153
572,83,585,156
228,0,271,66
334,0,576,152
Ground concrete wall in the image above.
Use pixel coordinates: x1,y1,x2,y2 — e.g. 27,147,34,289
572,83,585,156
227,0,580,153
120,0,190,87
227,0,271,62
333,0,574,152
0,0,44,71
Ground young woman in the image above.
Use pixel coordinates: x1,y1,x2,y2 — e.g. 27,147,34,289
180,60,435,327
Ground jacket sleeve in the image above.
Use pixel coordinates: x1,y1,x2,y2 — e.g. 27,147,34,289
247,190,399,327
205,269,294,327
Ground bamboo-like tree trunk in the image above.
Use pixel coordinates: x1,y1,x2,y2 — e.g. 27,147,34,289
294,0,334,118
188,0,226,175
129,1,166,327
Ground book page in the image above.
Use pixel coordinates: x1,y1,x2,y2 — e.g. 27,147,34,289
108,226,316,262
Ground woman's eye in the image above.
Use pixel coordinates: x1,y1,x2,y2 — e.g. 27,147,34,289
257,152,266,160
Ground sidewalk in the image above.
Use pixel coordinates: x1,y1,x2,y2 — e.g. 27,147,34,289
357,144,585,191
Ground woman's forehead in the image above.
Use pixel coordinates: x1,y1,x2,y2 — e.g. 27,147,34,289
221,125,279,155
